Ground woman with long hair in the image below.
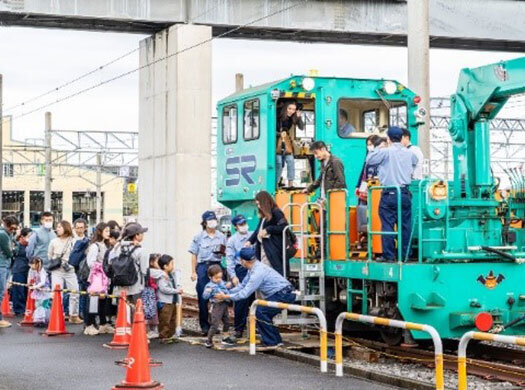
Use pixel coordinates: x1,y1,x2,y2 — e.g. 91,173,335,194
83,222,113,336
276,101,304,188
246,191,289,275
48,220,82,324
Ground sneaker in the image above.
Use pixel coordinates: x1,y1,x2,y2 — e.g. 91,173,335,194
221,336,237,346
69,316,83,325
234,331,243,339
160,338,175,345
204,340,213,348
0,320,12,328
83,325,99,336
147,330,159,340
99,324,115,334
34,322,47,328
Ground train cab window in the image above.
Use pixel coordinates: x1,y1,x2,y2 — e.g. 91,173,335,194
363,109,379,133
337,98,407,137
243,99,260,140
222,105,237,144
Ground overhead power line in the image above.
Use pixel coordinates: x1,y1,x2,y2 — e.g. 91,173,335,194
8,0,307,120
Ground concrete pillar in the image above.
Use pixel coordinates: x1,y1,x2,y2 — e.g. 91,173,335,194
235,73,244,93
62,190,73,223
139,24,212,292
407,0,430,160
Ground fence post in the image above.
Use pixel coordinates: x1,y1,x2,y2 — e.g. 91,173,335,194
249,299,328,373
335,312,443,390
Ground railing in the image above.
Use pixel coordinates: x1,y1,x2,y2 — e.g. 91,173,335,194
458,331,525,390
249,299,328,373
367,185,403,261
334,312,444,390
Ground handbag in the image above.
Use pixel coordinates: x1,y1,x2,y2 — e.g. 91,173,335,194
46,238,72,271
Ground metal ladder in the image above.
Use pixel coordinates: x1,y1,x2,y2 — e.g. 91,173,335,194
274,201,325,326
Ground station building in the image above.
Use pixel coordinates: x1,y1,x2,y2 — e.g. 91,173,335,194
1,116,124,228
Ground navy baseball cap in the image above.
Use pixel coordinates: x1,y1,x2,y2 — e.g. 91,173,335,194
239,247,256,261
231,214,247,226
202,210,217,221
387,126,403,142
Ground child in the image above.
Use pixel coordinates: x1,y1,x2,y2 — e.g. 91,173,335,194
202,265,236,348
143,253,163,339
157,254,183,344
28,257,51,327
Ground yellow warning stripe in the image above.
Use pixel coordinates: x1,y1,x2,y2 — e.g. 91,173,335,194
280,91,316,99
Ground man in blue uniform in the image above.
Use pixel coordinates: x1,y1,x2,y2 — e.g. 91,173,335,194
366,126,418,261
215,247,296,347
189,211,227,334
226,214,254,338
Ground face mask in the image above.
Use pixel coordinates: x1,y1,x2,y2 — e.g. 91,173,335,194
206,220,218,229
43,222,53,229
367,145,374,152
238,225,248,234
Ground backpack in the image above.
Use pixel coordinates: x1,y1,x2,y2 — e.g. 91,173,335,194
78,258,91,283
69,238,89,269
102,248,113,279
110,245,140,287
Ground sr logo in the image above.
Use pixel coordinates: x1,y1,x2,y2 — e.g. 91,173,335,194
225,155,257,186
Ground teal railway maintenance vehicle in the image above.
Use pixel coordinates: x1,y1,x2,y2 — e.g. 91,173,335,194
216,57,525,343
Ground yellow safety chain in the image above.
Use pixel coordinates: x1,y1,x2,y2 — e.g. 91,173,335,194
8,280,134,307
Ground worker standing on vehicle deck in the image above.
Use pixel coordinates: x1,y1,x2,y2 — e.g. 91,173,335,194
189,211,227,335
401,128,424,180
215,247,295,348
305,141,346,201
226,214,254,339
366,126,418,262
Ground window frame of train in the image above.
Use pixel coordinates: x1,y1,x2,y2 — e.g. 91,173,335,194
243,98,260,141
336,98,408,138
222,104,238,145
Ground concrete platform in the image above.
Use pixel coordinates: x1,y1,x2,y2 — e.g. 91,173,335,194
0,323,395,390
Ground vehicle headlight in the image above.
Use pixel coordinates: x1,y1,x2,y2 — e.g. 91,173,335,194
383,81,397,95
302,77,315,91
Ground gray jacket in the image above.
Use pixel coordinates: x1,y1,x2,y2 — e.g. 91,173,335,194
157,270,182,304
108,241,149,297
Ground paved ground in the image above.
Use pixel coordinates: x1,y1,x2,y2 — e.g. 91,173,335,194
0,321,396,390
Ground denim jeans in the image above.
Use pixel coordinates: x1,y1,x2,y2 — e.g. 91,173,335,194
379,189,412,261
11,272,28,315
0,267,10,321
276,154,295,184
256,287,296,346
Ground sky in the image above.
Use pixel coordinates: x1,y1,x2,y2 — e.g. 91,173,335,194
0,26,523,143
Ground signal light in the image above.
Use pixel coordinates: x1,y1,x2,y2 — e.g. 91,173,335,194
413,96,421,104
474,312,493,332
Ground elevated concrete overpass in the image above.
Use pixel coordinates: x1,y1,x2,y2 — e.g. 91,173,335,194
0,0,524,51
2,0,524,290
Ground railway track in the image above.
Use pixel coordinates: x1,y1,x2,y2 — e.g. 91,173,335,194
349,337,525,386
181,296,525,385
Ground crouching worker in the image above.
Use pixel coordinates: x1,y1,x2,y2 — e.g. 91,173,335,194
202,265,236,348
215,247,295,348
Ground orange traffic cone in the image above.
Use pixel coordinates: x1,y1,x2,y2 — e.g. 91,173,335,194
1,288,15,318
42,284,73,337
104,291,131,349
112,299,163,390
20,279,36,327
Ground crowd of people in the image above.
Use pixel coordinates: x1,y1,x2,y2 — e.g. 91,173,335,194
0,216,183,344
0,124,422,348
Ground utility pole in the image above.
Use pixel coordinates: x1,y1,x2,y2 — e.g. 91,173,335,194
407,0,431,160
235,73,244,93
0,74,3,218
44,112,52,212
96,152,102,224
